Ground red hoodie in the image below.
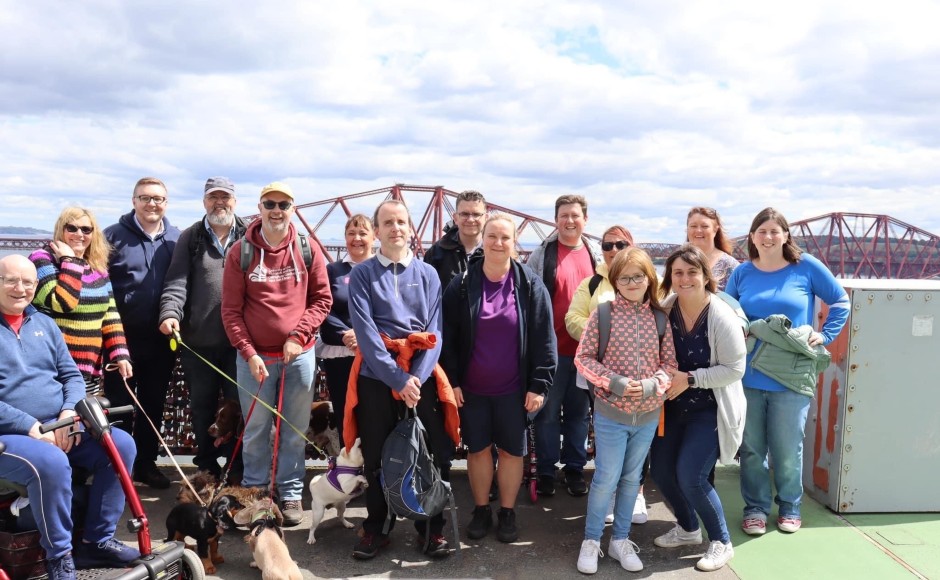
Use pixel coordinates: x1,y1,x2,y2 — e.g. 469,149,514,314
221,221,332,359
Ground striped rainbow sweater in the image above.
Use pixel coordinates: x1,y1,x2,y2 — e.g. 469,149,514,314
29,246,131,379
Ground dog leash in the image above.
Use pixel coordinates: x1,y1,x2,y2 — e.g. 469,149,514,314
269,364,287,500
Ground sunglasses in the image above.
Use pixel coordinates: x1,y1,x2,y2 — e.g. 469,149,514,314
601,240,630,252
64,224,94,235
261,200,292,211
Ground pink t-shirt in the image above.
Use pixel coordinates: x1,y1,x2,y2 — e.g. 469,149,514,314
552,244,594,356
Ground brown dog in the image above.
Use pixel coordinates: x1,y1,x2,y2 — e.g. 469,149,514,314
207,398,243,448
176,472,265,514
234,497,302,580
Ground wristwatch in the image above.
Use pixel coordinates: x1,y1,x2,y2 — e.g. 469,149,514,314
687,373,696,388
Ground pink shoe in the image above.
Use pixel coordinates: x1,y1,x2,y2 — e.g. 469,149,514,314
742,517,766,536
777,516,802,533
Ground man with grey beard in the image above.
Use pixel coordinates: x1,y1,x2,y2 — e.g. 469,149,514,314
159,177,247,480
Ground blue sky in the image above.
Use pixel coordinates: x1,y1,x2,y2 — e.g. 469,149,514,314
2,0,940,243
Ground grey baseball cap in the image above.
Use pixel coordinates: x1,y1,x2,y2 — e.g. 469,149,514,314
204,176,235,195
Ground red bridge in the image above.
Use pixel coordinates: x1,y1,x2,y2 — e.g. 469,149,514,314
3,185,940,279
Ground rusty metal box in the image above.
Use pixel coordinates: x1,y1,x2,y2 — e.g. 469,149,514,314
804,279,940,513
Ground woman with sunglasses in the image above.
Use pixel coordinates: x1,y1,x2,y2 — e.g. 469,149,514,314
574,248,676,574
686,207,740,291
651,244,746,572
29,207,133,395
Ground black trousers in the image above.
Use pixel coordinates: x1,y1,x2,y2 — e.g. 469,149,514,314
320,356,354,444
355,374,451,537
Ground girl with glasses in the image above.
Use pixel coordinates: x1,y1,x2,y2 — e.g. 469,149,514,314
29,207,133,395
574,247,676,574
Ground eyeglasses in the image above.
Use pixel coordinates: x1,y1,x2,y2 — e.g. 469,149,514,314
0,276,37,290
616,274,647,286
64,224,94,235
261,200,292,211
601,240,630,252
205,194,234,203
457,212,485,221
136,195,167,205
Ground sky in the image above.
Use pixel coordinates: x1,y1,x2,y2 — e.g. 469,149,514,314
2,0,940,244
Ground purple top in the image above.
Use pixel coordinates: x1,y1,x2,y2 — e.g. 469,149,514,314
463,271,521,396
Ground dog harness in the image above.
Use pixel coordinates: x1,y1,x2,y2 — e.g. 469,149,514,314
326,456,366,495
249,508,284,539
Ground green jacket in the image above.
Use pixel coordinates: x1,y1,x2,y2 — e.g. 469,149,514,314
746,315,831,397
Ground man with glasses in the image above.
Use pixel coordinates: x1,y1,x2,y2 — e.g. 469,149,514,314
104,177,180,489
423,190,487,287
527,195,602,497
159,177,247,482
0,255,141,580
221,182,332,526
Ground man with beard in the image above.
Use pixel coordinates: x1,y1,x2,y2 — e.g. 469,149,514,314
221,182,332,526
104,177,180,489
159,177,247,480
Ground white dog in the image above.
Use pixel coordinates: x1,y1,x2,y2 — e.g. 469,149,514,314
306,438,368,545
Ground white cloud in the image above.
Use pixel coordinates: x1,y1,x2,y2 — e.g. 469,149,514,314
2,0,939,245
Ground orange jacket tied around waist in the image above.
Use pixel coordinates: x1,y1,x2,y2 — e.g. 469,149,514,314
343,332,460,452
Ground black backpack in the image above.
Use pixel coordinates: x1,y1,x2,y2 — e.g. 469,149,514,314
378,408,458,552
239,232,313,271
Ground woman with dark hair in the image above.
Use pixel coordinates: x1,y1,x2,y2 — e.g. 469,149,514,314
686,207,739,290
316,213,375,443
442,212,556,544
651,244,746,572
574,247,676,574
725,207,849,536
29,207,133,395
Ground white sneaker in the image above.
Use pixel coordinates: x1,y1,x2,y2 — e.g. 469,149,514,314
608,537,643,572
577,539,604,574
696,541,734,572
632,493,648,524
654,523,703,548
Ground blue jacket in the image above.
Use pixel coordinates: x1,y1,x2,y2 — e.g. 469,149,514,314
105,211,180,342
440,259,557,396
320,259,356,346
0,306,85,435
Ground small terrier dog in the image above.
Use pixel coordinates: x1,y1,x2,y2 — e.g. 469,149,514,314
305,401,342,459
165,494,243,574
234,496,302,580
306,437,368,545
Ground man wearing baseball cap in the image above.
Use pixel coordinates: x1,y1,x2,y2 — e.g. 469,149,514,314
159,177,247,481
222,181,332,526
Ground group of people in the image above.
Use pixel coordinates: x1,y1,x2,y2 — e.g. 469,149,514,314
0,177,849,579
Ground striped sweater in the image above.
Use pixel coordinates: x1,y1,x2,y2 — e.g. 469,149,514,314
29,246,131,380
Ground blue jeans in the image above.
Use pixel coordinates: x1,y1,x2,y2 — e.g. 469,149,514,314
584,412,657,542
0,429,136,559
650,404,730,543
739,387,811,520
535,355,590,476
236,349,316,501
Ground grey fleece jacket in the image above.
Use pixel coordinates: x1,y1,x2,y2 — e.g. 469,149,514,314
746,314,832,397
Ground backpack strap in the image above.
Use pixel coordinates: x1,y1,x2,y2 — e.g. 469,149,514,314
239,232,313,272
587,273,604,297
596,301,612,362
240,238,254,272
653,308,667,345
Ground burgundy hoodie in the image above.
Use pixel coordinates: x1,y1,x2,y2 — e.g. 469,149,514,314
221,220,332,359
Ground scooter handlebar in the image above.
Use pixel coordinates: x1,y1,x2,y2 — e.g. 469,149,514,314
38,404,135,434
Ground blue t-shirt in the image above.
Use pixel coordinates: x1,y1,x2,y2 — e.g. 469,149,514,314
725,254,849,392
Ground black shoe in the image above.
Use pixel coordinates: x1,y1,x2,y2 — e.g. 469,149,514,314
418,534,450,558
73,538,141,568
133,464,171,489
497,508,518,543
564,469,587,496
46,554,76,580
466,505,493,540
536,474,556,497
352,532,390,560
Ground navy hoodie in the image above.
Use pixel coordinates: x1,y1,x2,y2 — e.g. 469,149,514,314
105,211,180,346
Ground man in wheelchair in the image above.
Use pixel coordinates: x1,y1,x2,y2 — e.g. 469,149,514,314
0,255,139,580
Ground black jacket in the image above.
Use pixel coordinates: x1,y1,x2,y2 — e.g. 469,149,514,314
440,259,557,396
423,225,473,288
158,216,247,348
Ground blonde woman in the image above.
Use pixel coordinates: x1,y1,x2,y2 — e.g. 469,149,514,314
29,207,132,394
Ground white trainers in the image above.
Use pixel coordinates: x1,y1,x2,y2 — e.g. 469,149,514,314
654,523,703,548
696,541,734,572
608,537,643,572
577,539,604,574
632,493,648,524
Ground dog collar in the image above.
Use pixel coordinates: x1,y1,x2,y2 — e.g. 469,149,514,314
326,461,365,494
249,510,283,538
